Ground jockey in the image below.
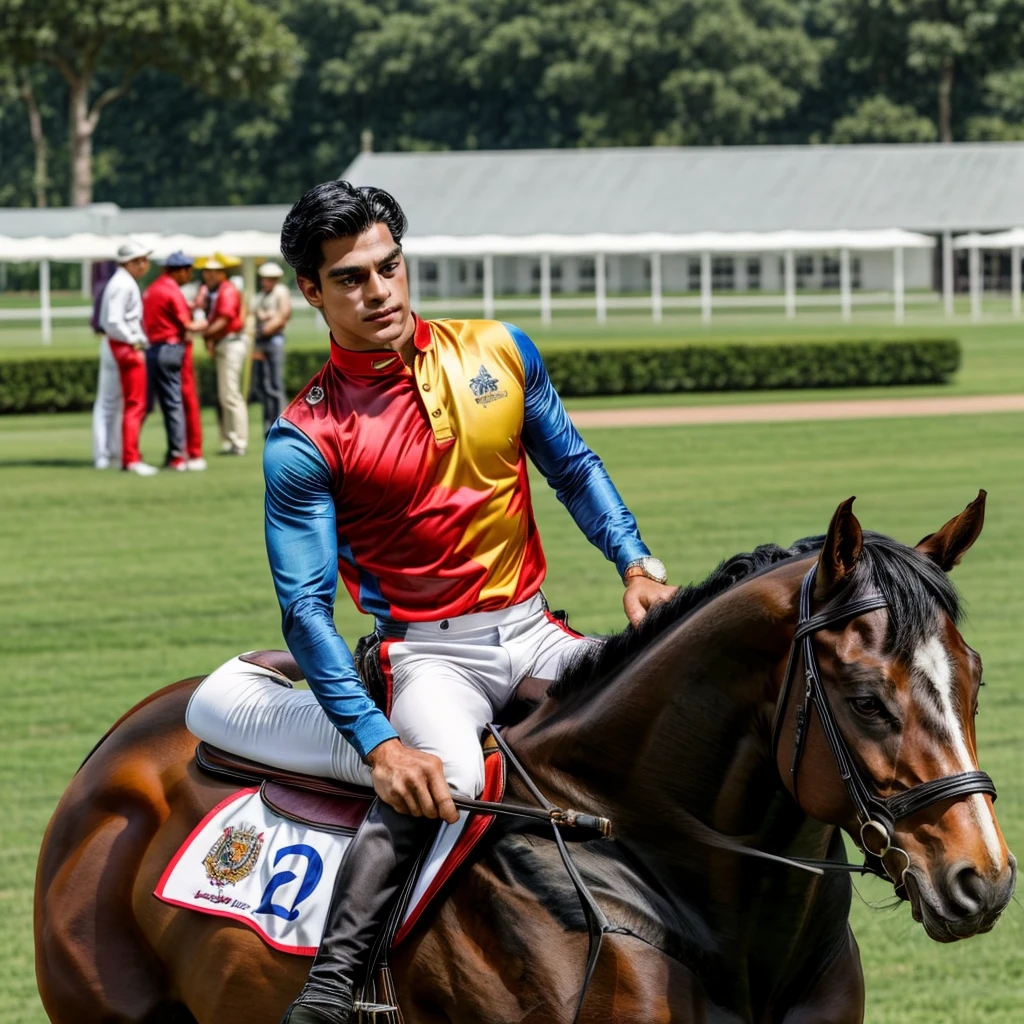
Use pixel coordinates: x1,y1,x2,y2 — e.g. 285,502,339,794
271,180,676,1024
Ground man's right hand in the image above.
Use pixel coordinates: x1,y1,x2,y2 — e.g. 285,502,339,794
365,739,459,824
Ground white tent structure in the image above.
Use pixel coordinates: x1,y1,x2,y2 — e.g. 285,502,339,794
953,229,1024,321
403,228,935,326
0,226,934,343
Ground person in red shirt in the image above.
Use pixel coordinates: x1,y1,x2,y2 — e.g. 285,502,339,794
198,254,249,455
142,252,205,470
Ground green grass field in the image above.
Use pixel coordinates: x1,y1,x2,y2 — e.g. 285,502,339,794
1,403,1022,1022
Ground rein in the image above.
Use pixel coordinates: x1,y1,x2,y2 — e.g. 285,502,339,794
484,724,609,1024
771,564,997,884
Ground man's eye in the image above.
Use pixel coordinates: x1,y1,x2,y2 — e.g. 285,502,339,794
380,263,398,274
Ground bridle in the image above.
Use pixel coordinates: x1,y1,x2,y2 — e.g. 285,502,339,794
771,563,998,885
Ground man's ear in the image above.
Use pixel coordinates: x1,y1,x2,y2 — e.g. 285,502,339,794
296,275,323,310
815,497,863,599
915,490,986,572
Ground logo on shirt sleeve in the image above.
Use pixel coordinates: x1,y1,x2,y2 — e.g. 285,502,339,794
469,365,508,407
306,386,325,406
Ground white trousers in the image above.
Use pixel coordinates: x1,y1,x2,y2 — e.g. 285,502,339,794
91,338,122,465
186,595,594,797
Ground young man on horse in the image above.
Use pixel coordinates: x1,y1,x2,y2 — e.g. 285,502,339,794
269,180,676,1024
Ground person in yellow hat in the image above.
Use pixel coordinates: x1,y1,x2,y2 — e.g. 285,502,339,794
197,254,248,455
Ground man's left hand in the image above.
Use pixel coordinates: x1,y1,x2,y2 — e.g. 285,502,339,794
623,576,678,628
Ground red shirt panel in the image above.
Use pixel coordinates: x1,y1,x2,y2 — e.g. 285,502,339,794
210,280,243,335
142,274,192,343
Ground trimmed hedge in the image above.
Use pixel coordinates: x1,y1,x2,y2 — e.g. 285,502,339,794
0,338,960,414
543,338,960,395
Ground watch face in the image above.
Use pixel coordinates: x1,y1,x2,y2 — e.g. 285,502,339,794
641,557,668,583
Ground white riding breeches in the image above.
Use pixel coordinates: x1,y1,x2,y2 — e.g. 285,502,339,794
91,337,123,465
186,594,596,797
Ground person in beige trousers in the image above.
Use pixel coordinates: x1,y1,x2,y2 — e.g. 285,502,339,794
198,255,249,455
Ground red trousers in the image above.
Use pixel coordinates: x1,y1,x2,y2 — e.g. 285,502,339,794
181,341,203,459
108,340,148,467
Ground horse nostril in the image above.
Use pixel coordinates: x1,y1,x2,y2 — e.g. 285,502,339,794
946,863,989,917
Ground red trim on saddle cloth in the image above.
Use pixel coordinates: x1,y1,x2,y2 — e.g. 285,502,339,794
543,610,585,640
155,787,258,895
392,748,507,947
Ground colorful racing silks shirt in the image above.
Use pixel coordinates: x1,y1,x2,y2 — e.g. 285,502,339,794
264,316,650,759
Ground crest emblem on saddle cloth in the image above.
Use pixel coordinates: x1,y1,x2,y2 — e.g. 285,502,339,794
468,365,508,406
203,823,264,887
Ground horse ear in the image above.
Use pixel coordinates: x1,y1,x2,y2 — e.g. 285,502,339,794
915,490,987,572
816,497,863,599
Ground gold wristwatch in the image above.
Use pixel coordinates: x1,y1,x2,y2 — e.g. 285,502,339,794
623,556,668,585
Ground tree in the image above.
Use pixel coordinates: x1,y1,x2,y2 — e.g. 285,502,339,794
0,0,302,205
314,0,825,151
829,94,937,142
817,0,1024,142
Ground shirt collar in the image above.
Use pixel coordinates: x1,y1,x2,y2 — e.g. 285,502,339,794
329,314,432,377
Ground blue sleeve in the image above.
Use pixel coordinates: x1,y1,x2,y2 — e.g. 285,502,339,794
263,419,398,760
504,323,650,576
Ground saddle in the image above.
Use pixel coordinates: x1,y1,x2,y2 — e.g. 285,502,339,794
193,646,547,837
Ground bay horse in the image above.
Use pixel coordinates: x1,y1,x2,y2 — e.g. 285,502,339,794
35,495,1015,1023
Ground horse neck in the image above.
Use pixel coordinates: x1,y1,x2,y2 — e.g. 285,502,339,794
514,559,833,867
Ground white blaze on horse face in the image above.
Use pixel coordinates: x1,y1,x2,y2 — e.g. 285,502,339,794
913,635,1004,872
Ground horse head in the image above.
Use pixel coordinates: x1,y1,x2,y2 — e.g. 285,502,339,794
776,492,1016,941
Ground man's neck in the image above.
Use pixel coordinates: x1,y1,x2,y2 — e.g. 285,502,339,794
331,314,417,362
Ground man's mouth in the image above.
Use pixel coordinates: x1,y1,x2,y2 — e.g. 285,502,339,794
364,306,400,323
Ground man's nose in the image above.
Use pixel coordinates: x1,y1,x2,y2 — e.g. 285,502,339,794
365,272,389,303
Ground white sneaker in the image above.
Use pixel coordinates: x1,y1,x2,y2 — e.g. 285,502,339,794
186,458,208,471
94,457,110,470
125,461,159,476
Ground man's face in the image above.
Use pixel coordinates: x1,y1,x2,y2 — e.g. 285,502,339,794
296,222,411,351
202,268,226,289
124,256,150,280
169,267,193,285
259,276,276,292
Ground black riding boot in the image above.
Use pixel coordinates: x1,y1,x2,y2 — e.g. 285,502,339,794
281,799,436,1024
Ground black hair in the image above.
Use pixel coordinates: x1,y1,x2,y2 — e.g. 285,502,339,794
279,179,408,284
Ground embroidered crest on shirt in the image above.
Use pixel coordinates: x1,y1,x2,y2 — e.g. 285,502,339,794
468,365,508,406
306,386,325,406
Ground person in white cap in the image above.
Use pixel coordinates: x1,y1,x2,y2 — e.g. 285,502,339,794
97,240,159,475
251,260,292,437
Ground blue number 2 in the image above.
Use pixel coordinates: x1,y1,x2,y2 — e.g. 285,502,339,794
254,844,324,922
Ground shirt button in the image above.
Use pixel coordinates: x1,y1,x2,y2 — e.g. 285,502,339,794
439,620,450,630
431,408,442,418
422,382,431,392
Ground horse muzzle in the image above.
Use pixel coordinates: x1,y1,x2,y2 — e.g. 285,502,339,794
905,853,1017,942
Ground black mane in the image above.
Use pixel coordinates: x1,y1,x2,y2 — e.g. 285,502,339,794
549,532,962,701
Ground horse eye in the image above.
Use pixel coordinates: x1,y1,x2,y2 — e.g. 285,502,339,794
850,695,886,719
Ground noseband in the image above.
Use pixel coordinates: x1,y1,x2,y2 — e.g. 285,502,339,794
771,564,997,884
